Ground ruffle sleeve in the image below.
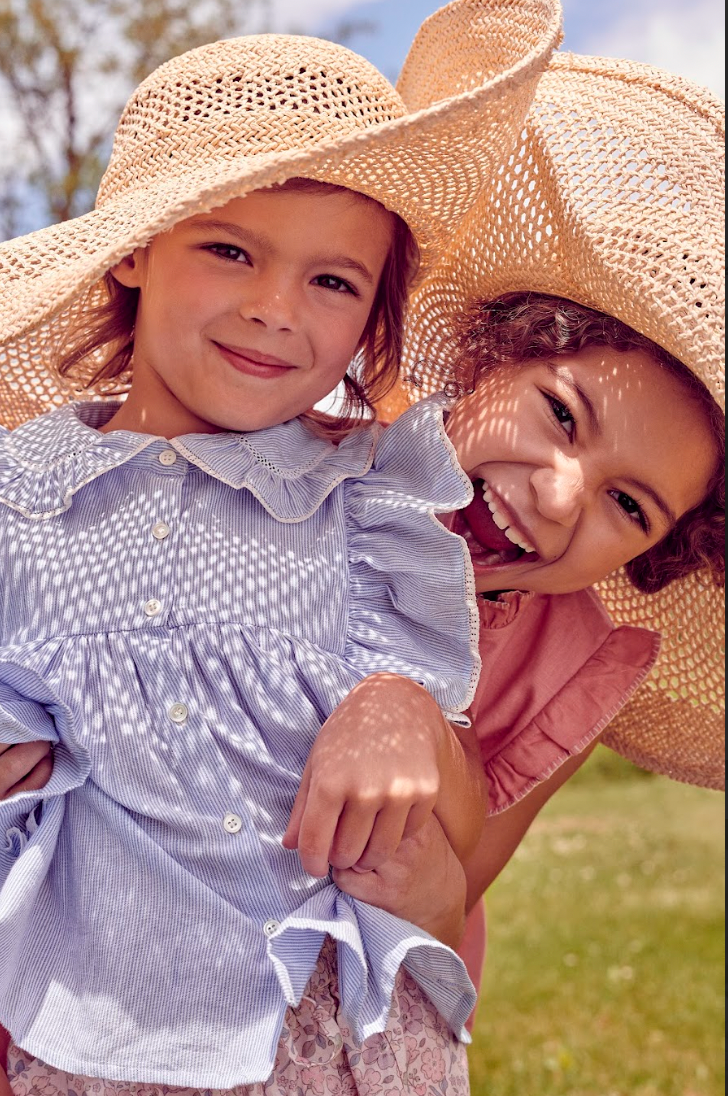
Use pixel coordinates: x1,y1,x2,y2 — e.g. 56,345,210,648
0,660,89,959
344,395,481,717
469,589,660,813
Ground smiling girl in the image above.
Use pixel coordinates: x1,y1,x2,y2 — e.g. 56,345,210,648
0,10,565,1093
333,42,724,1045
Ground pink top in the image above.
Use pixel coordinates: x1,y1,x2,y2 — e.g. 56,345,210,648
457,586,659,1018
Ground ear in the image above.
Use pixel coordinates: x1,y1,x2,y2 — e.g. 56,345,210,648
110,248,147,289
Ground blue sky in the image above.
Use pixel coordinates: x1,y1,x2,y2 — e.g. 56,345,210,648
286,0,724,98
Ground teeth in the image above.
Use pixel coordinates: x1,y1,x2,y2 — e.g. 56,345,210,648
482,481,535,554
503,526,535,553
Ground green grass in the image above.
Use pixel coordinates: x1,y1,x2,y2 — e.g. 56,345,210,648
467,747,725,1096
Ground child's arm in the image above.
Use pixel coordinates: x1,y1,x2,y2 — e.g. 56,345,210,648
0,741,54,800
335,740,602,942
282,672,487,878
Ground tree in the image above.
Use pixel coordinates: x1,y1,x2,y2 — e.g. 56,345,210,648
0,0,272,236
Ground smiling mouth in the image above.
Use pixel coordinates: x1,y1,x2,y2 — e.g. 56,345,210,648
213,341,297,377
458,479,539,566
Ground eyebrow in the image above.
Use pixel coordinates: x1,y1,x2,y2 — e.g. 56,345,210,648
545,362,600,434
546,362,677,528
622,477,678,528
185,218,375,284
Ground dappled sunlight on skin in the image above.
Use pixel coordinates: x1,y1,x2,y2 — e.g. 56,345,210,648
283,672,473,878
445,347,716,595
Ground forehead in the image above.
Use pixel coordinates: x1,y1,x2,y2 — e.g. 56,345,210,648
179,187,390,229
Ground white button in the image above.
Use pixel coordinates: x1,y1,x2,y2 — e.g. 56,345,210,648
263,919,280,937
223,812,243,834
168,703,188,724
143,598,163,617
158,449,177,466
152,521,170,540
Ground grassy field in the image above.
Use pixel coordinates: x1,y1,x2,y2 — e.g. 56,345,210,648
467,747,725,1096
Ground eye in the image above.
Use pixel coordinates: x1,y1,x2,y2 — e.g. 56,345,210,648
312,274,357,295
204,243,251,264
544,393,575,438
609,489,650,534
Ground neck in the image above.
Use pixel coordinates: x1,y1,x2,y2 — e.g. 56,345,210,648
98,378,222,439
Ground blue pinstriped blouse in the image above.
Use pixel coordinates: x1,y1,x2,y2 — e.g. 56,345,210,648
0,395,480,1087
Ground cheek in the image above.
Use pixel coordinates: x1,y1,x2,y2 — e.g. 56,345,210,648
317,312,368,365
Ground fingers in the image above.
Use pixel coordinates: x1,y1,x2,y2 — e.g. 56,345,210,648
400,799,436,841
9,754,54,798
0,741,54,800
332,863,386,905
293,783,342,878
325,800,406,873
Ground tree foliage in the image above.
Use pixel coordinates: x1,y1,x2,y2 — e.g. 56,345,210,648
0,0,273,237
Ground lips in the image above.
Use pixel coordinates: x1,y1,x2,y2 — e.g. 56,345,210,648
213,341,296,378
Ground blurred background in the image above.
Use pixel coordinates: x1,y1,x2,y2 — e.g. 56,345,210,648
0,2,724,1093
0,0,724,240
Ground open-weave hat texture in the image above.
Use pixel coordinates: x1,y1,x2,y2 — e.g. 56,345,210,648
0,0,562,427
381,48,725,790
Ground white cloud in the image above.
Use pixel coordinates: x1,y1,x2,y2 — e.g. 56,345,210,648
574,0,725,99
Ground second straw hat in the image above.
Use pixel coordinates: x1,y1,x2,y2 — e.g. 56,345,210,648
381,29,725,790
0,0,562,428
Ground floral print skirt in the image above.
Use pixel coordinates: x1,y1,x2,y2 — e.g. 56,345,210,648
7,938,470,1096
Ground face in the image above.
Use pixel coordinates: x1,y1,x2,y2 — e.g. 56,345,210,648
108,187,394,436
446,346,717,595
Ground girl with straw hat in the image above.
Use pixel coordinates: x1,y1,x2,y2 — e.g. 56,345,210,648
0,2,564,1092
332,7,724,1043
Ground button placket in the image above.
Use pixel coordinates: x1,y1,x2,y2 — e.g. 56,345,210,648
143,451,184,623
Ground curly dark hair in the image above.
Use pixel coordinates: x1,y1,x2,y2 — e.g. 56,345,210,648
56,178,420,440
450,291,724,594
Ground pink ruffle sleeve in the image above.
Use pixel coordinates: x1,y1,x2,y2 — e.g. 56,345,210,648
470,587,659,814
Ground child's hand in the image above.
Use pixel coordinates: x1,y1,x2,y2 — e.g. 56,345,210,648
282,674,450,877
0,741,54,800
333,815,468,948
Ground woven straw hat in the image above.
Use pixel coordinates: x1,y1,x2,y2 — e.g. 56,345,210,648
0,0,562,426
379,39,725,789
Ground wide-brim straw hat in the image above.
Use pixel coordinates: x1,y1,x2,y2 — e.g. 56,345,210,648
379,34,725,789
0,0,562,426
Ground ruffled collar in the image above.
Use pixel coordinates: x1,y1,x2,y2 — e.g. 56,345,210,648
477,588,536,629
0,401,377,521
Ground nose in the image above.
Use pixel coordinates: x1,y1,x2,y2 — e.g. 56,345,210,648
530,455,585,527
239,272,296,331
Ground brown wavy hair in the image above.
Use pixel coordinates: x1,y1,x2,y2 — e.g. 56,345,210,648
56,178,419,440
450,291,724,593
